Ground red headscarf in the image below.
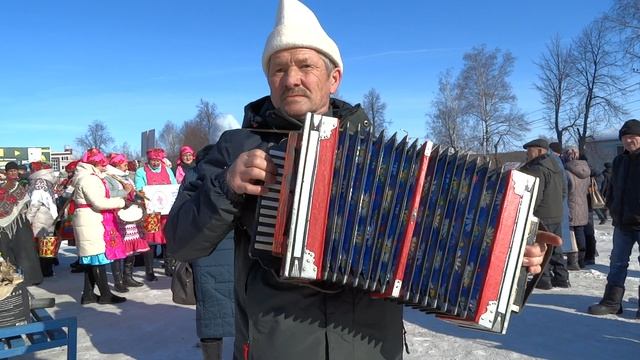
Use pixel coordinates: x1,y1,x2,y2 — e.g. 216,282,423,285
146,148,166,161
65,160,80,173
30,161,51,172
127,160,138,172
108,153,128,167
176,145,195,166
81,148,108,167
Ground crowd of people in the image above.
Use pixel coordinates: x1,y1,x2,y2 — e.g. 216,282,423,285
519,138,615,290
0,146,196,299
519,118,640,322
0,143,235,358
1,1,638,359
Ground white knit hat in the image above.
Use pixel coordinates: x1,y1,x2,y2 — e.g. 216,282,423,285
262,0,343,76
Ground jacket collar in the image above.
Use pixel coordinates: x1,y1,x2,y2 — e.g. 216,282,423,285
242,96,366,131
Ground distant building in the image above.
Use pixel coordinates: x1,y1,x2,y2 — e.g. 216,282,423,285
584,131,623,173
51,146,75,172
0,146,51,169
491,151,527,168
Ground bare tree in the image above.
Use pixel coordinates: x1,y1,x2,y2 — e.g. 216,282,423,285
605,0,640,66
75,120,114,153
570,18,628,153
534,35,579,147
457,45,529,155
426,69,470,151
194,99,219,141
113,141,140,161
361,88,391,134
158,120,183,162
180,119,209,153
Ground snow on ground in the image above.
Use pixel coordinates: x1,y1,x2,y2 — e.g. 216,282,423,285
403,222,640,360
20,221,640,359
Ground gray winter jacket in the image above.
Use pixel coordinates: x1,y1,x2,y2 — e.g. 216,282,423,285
564,160,590,226
166,96,403,360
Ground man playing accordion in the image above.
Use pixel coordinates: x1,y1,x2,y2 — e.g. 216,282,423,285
166,1,559,359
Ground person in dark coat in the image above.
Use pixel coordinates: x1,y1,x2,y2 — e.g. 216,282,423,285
599,162,613,224
548,142,573,267
192,233,234,359
175,154,235,360
165,1,557,359
583,164,600,266
519,139,570,289
589,119,640,318
0,161,43,286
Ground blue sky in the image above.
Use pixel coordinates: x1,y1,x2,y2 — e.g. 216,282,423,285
0,0,622,154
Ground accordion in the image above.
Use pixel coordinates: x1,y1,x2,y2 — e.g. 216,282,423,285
251,113,540,333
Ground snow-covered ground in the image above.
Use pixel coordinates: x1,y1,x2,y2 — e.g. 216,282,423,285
21,221,640,359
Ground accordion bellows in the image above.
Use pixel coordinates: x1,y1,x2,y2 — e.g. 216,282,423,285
252,113,539,334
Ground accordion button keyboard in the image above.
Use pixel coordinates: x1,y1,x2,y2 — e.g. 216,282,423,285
254,149,287,251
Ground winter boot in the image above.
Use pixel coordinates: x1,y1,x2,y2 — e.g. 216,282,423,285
200,338,222,360
566,252,580,271
40,258,54,277
588,284,624,315
144,249,157,282
111,259,128,293
123,256,144,287
551,278,571,288
578,251,586,269
81,267,99,305
535,276,553,290
71,258,85,273
93,265,126,304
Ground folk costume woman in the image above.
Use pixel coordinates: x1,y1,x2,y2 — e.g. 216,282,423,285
57,160,84,272
57,160,79,242
0,161,43,286
72,149,127,305
105,153,149,292
26,162,59,277
174,145,195,184
134,147,177,281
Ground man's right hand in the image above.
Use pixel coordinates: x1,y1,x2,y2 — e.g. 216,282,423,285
226,149,278,196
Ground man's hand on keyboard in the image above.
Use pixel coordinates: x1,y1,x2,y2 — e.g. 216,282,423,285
226,149,278,196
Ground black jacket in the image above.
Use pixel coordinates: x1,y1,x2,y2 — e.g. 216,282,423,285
165,96,403,360
519,153,565,226
607,150,640,230
601,167,612,199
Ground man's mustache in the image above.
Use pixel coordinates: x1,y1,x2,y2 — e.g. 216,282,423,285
282,89,309,98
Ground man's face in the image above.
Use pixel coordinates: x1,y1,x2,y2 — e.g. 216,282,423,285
621,134,640,153
268,48,341,120
149,159,162,169
526,147,542,161
6,169,18,180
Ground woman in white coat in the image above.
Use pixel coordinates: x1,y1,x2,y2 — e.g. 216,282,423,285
72,148,127,305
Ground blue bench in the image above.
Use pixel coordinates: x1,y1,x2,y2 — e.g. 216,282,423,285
0,307,77,359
